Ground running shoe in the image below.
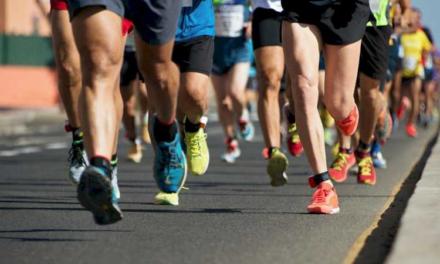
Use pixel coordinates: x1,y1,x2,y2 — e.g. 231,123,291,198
68,142,88,185
324,128,336,146
371,140,387,169
154,191,179,206
320,107,335,128
152,130,187,194
336,106,359,136
329,150,355,183
356,152,376,185
375,109,393,145
221,138,241,163
111,165,121,202
406,123,417,138
286,123,304,157
331,142,340,158
239,119,255,141
185,126,209,176
127,140,142,163
77,166,123,225
307,180,340,214
267,148,288,187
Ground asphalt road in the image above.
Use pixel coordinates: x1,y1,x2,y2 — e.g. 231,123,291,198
0,120,437,264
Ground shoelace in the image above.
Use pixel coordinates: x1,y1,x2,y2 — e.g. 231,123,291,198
331,152,348,171
158,146,181,171
312,187,331,204
358,157,373,176
188,133,206,158
288,124,300,142
68,143,86,167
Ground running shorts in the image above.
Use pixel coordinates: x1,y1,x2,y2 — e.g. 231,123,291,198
252,8,283,50
127,0,182,45
359,26,392,80
51,0,68,10
120,49,143,86
212,37,252,75
67,0,179,44
281,0,371,45
172,36,214,76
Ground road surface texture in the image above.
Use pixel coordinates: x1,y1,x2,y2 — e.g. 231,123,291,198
0,118,438,264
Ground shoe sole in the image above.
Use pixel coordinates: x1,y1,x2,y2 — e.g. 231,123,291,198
189,151,210,176
154,193,179,206
267,156,288,187
77,169,123,225
308,206,340,214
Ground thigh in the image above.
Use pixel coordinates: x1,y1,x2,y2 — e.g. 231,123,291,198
50,10,78,61
254,46,285,84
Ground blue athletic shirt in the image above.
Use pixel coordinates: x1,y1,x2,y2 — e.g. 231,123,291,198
175,0,215,42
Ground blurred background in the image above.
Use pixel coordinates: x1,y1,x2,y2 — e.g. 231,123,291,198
0,0,437,109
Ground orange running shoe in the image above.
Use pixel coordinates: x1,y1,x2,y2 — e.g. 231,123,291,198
356,151,376,185
329,150,356,183
307,180,340,214
336,106,359,136
406,123,417,138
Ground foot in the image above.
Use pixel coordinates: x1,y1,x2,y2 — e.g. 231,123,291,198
127,140,142,163
68,142,88,185
141,123,151,144
307,181,340,214
221,138,241,163
152,120,187,194
405,123,417,138
375,109,393,145
239,119,255,142
336,106,359,136
184,127,209,176
286,122,304,157
356,152,377,185
77,166,123,225
329,150,356,183
267,148,288,187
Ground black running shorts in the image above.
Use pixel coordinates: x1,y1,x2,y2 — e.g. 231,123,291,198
120,49,143,86
359,26,392,80
67,0,125,18
172,36,214,76
281,0,371,45
252,8,283,50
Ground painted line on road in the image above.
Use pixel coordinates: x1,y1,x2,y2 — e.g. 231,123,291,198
343,129,439,264
0,142,68,157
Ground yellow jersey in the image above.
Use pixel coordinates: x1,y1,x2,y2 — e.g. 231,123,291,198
401,29,432,78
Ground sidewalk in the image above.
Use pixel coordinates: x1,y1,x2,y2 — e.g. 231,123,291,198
387,134,440,264
0,108,64,136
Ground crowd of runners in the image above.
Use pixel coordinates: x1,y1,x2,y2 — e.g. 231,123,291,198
44,0,439,224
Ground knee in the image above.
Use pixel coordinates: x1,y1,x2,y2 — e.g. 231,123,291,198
361,85,380,103
259,69,282,99
57,54,81,85
183,85,207,110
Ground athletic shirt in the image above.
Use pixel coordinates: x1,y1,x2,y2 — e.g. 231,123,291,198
175,0,215,42
213,0,250,38
251,0,282,12
367,0,390,27
401,29,432,78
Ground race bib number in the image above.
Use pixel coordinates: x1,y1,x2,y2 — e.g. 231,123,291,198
369,0,381,13
182,0,192,7
215,5,244,38
403,57,418,72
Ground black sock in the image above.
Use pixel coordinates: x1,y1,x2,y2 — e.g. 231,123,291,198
90,156,111,176
357,140,371,153
154,118,177,142
71,128,83,143
268,147,279,158
310,171,330,187
185,119,201,133
286,110,296,124
339,147,353,154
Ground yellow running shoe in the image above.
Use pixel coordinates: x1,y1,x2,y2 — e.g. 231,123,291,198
127,141,142,163
331,142,340,158
267,148,288,187
184,128,209,176
154,192,179,206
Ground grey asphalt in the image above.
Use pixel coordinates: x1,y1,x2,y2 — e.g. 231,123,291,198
0,120,437,264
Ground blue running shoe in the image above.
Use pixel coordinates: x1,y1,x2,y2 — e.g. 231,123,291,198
111,165,120,202
151,120,187,194
239,119,255,142
77,166,123,225
371,141,387,169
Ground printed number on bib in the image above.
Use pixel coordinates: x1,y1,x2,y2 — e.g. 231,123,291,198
403,57,418,72
215,5,244,38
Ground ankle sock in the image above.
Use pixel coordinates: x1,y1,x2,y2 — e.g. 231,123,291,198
90,156,111,176
154,117,177,142
357,140,371,153
184,119,201,133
